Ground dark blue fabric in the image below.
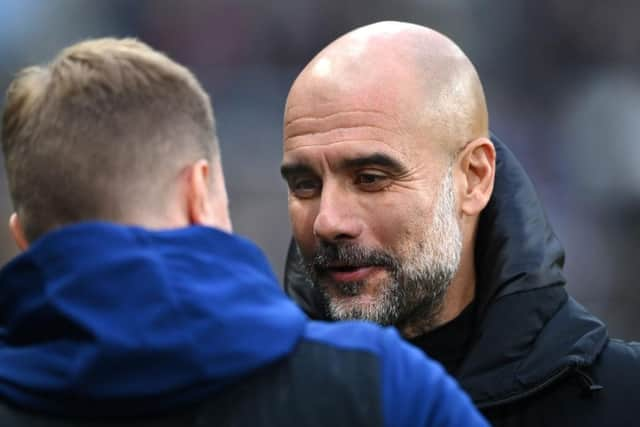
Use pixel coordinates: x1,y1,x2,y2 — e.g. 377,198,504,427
0,223,307,415
304,321,487,427
0,222,487,427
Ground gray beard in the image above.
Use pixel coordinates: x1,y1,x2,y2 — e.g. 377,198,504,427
303,166,462,332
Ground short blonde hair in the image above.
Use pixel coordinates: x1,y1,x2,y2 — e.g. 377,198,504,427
1,38,218,241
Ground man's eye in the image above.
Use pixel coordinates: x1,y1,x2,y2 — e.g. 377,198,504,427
354,172,390,190
290,178,320,198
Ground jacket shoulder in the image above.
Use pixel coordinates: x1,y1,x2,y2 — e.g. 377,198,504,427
195,335,387,427
551,339,640,427
0,337,387,427
301,321,488,427
591,338,640,390
0,322,488,427
601,338,640,359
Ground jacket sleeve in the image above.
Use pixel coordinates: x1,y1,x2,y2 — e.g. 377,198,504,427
379,327,488,427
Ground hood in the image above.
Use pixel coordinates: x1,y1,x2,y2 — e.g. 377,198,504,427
458,135,607,405
283,135,608,403
473,133,565,317
0,223,307,417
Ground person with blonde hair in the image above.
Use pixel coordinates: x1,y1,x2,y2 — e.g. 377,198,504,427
0,38,487,426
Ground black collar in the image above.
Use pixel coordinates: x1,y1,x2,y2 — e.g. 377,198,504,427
409,300,477,375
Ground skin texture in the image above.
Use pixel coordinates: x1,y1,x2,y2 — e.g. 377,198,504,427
282,21,496,337
10,157,232,250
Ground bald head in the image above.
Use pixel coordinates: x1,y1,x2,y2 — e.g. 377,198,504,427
283,23,496,334
286,21,488,154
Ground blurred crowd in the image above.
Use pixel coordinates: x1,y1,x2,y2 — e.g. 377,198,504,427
0,0,638,339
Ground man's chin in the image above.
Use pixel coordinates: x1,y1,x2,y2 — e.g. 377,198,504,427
324,292,397,325
314,272,398,323
330,292,379,308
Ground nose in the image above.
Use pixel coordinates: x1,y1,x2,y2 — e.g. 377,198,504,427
313,184,363,242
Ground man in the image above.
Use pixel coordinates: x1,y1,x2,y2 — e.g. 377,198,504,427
282,21,640,426
0,38,487,426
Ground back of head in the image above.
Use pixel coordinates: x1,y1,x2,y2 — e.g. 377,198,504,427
1,38,218,242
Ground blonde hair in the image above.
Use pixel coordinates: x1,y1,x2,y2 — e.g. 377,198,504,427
1,38,218,241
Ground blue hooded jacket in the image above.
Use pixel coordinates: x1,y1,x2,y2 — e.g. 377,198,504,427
0,222,487,427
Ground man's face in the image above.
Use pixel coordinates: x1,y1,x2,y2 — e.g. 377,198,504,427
282,86,463,328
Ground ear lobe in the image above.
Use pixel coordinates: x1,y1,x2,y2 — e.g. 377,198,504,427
186,159,213,225
9,213,29,251
458,137,496,217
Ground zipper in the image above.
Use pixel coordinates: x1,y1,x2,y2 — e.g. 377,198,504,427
475,365,602,409
574,367,604,394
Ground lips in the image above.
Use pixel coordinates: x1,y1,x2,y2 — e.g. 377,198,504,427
325,265,381,282
310,243,396,286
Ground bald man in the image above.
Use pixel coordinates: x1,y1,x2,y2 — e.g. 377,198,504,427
282,22,640,427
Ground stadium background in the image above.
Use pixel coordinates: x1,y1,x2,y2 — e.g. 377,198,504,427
0,1,638,339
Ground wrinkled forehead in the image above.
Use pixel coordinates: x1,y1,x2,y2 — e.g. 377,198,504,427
284,102,401,146
283,92,425,157
282,139,407,169
283,104,451,178
281,51,458,169
282,102,426,175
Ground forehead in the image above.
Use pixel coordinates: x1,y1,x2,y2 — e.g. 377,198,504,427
284,56,425,137
282,139,409,174
285,101,401,144
284,107,444,176
281,58,447,166
283,101,412,163
283,73,428,146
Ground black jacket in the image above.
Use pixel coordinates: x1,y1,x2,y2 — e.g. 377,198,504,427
284,136,640,427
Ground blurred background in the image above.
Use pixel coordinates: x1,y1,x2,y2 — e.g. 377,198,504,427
0,0,638,339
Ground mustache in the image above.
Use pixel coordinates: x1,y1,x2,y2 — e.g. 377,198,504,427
308,243,398,272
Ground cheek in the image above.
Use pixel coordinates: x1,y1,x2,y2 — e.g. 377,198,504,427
365,198,409,245
288,201,317,255
370,196,428,253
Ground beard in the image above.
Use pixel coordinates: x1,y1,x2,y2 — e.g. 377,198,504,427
303,166,463,330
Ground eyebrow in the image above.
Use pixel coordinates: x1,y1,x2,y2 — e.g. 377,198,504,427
280,163,315,180
280,152,408,181
339,153,408,175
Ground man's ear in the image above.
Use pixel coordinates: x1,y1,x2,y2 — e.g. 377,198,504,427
9,213,29,251
186,159,214,226
184,158,232,232
457,137,496,217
